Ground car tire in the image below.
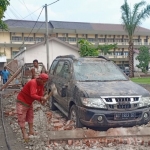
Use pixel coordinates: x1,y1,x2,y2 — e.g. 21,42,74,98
69,105,83,128
49,96,57,111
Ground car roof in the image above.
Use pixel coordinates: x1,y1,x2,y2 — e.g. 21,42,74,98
55,55,109,62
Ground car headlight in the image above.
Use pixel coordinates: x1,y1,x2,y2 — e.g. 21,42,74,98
81,98,107,108
139,97,150,107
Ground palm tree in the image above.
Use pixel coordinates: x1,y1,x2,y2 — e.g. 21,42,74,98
121,0,150,77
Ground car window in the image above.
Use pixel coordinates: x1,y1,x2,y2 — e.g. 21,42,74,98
58,62,70,79
74,61,128,81
54,61,64,75
50,60,58,74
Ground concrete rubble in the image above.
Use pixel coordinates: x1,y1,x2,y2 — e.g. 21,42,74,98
2,92,150,150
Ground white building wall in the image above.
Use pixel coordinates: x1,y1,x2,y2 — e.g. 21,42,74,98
14,51,26,68
15,39,80,70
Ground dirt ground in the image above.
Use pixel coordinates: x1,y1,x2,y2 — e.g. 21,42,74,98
2,91,150,150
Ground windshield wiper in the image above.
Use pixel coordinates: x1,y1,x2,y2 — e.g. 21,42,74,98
78,80,108,82
78,79,128,82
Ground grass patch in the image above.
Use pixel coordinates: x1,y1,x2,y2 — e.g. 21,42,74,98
130,77,150,84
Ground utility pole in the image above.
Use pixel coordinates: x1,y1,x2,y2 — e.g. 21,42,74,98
45,4,50,70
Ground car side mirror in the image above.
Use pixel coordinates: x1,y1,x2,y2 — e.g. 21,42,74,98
61,84,68,97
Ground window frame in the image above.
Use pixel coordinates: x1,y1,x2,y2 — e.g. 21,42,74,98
49,60,58,75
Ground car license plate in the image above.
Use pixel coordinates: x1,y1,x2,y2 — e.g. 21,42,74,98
114,112,135,120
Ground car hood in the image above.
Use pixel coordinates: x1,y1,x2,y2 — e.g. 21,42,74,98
76,80,150,97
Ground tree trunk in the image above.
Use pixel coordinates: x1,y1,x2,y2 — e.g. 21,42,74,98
128,42,134,77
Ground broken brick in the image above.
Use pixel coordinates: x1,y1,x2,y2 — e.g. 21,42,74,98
53,123,63,128
51,118,59,123
68,140,73,145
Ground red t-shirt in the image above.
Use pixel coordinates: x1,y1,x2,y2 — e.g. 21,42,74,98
17,79,44,105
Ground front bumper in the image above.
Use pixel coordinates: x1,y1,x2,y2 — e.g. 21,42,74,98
77,106,150,127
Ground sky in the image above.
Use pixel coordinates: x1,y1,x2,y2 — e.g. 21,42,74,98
4,0,150,29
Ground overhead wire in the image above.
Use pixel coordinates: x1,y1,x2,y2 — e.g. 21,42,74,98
9,6,43,26
5,12,11,19
47,0,60,6
7,0,60,26
35,22,45,34
10,4,23,18
18,6,44,50
5,0,60,51
8,7,20,19
7,5,33,31
18,0,35,20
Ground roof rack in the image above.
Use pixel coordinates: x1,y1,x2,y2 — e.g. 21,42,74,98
56,55,75,59
98,56,110,61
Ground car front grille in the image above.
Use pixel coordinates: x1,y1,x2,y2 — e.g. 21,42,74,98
102,96,140,110
105,97,139,103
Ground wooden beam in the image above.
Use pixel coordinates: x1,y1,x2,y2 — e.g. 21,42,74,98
48,127,150,141
7,66,15,73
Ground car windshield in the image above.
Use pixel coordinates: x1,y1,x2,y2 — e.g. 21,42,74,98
73,61,128,81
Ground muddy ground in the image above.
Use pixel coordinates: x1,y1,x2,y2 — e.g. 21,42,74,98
2,89,150,150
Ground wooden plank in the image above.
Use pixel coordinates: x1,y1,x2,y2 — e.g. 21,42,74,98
48,128,150,141
48,129,85,140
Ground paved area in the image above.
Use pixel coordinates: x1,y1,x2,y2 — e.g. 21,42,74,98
0,91,25,150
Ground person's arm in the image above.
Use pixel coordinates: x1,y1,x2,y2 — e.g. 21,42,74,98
31,68,36,79
30,83,46,102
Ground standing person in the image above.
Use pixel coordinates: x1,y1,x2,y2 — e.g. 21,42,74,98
1,66,10,84
16,73,48,140
31,59,47,79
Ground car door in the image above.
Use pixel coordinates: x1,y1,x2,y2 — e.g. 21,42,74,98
57,61,71,111
53,60,65,104
47,60,58,91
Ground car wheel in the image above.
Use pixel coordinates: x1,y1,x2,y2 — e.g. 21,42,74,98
49,96,57,110
69,105,83,128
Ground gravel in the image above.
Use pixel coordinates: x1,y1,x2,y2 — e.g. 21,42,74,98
3,92,150,150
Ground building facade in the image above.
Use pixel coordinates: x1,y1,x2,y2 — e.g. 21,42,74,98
1,19,150,67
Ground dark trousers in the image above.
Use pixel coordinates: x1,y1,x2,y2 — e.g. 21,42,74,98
3,79,7,84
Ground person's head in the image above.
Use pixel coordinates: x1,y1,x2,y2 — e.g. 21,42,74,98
36,73,49,85
4,66,7,70
33,59,38,68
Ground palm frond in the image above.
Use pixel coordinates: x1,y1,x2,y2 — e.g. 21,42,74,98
135,5,150,27
121,0,130,24
131,2,144,32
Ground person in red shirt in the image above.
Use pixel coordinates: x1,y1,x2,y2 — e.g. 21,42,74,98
16,73,48,140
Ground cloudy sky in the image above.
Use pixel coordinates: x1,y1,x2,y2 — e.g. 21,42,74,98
4,0,150,29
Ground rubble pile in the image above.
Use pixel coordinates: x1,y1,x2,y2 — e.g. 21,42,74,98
2,92,150,150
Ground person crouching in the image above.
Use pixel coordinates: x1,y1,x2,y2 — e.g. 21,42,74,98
16,73,48,140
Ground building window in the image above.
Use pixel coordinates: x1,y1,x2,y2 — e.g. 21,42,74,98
12,51,19,57
68,37,76,42
115,51,123,56
12,36,22,41
24,37,34,42
133,39,139,42
35,37,44,42
123,39,128,42
58,37,66,41
87,38,95,42
124,52,128,56
98,38,105,43
106,38,113,42
115,39,122,42
78,38,85,41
